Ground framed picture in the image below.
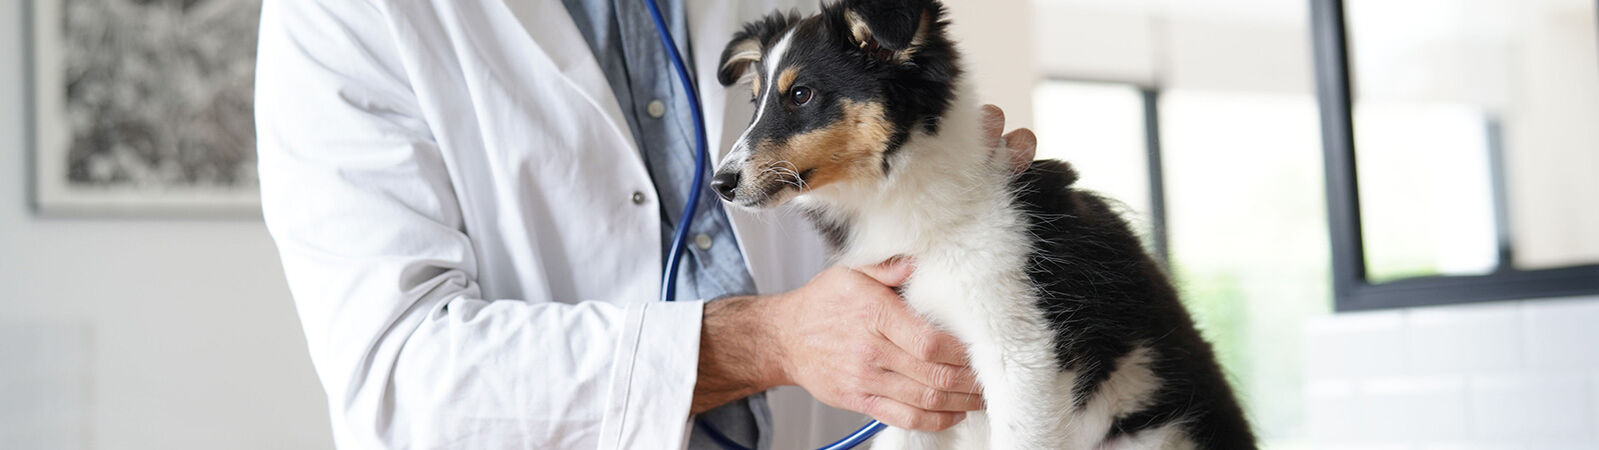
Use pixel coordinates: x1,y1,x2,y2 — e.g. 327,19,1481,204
30,0,263,216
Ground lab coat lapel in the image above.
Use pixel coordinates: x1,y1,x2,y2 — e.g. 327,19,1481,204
503,0,641,155
688,0,740,162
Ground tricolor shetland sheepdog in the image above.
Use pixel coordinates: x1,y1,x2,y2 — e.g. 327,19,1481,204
709,0,1256,448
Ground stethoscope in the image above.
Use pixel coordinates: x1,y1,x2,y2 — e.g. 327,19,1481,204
639,0,886,448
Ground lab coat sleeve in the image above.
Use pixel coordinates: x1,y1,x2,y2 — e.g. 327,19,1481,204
254,1,702,448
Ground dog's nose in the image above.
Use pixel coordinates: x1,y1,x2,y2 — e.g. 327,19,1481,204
710,172,740,201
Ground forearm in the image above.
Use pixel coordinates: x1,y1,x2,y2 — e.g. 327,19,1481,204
692,295,789,413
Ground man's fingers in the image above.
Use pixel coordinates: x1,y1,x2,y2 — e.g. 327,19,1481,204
871,369,984,411
878,345,981,394
872,301,971,367
860,395,968,432
1004,128,1037,155
980,104,1035,173
1003,128,1037,173
855,257,915,287
980,104,1005,141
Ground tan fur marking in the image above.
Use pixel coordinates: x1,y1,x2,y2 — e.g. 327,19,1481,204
751,72,761,98
745,100,893,194
722,39,763,94
722,40,762,72
777,67,800,95
845,10,873,47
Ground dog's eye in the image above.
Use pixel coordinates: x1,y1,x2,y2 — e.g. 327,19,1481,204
789,86,813,106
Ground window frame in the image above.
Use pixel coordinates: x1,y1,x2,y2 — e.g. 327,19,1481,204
1310,0,1599,311
1034,78,1171,265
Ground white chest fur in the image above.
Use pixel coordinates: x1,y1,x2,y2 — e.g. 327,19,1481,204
788,79,1197,447
794,93,1084,449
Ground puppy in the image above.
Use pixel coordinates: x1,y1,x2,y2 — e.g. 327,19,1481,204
711,1,1256,448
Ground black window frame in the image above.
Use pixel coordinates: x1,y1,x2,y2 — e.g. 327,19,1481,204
1034,78,1171,266
1310,0,1599,312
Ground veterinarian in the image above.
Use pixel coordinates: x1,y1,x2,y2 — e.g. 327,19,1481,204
255,0,1035,448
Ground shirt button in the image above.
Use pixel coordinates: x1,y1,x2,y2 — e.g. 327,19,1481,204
631,191,646,205
647,100,666,119
694,233,713,250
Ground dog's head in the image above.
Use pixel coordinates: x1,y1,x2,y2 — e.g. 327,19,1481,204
710,0,960,209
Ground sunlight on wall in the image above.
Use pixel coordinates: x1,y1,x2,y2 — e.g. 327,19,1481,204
1161,91,1330,447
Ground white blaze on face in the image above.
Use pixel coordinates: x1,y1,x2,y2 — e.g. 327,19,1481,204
720,29,797,172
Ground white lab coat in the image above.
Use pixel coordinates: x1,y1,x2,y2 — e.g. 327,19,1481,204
254,0,846,448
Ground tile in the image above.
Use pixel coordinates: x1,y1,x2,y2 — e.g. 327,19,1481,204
1415,443,1515,450
1468,374,1592,442
1360,376,1469,441
1306,310,1406,379
1523,297,1599,370
1593,375,1599,445
1311,444,1412,450
1417,441,1590,450
1405,302,1521,375
1307,379,1361,441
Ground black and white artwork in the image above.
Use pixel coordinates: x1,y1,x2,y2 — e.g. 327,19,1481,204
32,0,263,215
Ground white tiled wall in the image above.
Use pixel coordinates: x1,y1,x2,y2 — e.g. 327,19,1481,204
1305,296,1599,449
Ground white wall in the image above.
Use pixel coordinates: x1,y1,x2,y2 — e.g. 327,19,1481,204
1305,298,1599,448
0,1,333,448
1032,0,1313,94
946,0,1039,127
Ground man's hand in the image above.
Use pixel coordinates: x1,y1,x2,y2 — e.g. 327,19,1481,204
982,104,1037,173
695,259,983,432
768,259,983,432
693,107,1027,430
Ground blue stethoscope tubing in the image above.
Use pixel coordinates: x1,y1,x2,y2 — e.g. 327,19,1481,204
640,0,886,448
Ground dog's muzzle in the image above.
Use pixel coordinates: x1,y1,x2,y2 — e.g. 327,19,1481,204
710,171,741,201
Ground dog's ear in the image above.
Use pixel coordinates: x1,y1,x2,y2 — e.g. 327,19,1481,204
840,0,937,64
716,34,762,87
718,10,798,87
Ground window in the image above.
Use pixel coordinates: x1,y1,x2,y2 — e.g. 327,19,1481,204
1032,80,1165,259
1035,81,1329,447
1161,90,1328,445
1311,0,1599,311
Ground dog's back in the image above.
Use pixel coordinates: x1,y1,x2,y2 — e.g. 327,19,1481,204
1012,160,1256,449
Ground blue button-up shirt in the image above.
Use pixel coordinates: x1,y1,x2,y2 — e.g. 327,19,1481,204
560,0,769,448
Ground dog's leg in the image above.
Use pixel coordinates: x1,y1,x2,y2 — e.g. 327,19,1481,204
867,427,938,450
946,410,990,449
869,415,986,450
966,341,1071,449
868,426,911,450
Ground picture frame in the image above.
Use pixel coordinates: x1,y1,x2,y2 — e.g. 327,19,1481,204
30,0,263,217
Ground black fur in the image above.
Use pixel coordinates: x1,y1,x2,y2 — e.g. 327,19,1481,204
720,3,1257,446
715,0,961,176
845,0,936,50
1010,160,1257,448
